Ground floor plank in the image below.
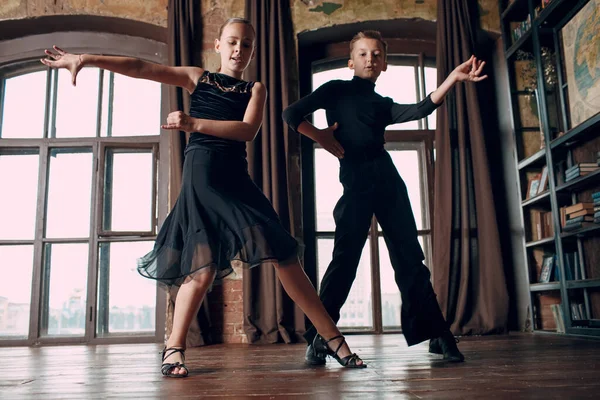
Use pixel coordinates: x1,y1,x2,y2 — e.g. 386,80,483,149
1,333,599,399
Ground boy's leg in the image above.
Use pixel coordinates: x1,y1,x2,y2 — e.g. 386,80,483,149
304,188,373,347
373,154,463,361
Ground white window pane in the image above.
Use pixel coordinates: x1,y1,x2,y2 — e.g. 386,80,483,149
45,149,93,238
425,67,437,130
104,150,154,232
100,70,111,137
314,148,343,231
0,151,39,240
43,243,88,336
377,65,418,130
2,71,47,138
0,245,34,338
54,68,99,138
312,68,354,130
97,242,156,335
317,238,372,329
387,149,425,230
107,73,161,136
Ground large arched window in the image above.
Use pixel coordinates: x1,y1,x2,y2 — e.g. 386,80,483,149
298,20,437,334
0,25,169,346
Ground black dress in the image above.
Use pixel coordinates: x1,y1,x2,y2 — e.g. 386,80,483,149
137,71,298,286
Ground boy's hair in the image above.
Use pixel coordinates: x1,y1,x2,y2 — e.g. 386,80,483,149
349,30,388,58
218,17,256,40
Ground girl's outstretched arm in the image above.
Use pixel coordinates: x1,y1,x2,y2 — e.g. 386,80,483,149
430,55,487,104
41,45,204,94
161,82,267,142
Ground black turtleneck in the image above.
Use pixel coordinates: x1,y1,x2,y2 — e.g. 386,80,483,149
282,75,440,159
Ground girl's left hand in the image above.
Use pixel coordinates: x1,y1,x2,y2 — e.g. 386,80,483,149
452,55,488,83
162,111,195,133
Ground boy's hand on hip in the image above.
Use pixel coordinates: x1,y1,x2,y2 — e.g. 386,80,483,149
316,122,344,159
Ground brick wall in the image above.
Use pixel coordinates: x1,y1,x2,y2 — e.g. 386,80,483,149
0,0,501,345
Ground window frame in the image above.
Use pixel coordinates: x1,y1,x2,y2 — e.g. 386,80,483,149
301,45,436,334
0,31,169,346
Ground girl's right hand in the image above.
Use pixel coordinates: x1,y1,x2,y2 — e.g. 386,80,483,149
316,122,344,159
40,46,83,86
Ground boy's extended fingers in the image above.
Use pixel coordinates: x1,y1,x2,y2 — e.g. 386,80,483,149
461,56,474,68
53,46,66,55
475,61,486,75
44,50,59,59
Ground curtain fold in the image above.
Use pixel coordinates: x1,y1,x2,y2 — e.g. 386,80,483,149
165,0,211,347
433,0,509,335
243,0,305,344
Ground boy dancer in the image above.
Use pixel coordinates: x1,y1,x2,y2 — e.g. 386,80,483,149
282,31,487,364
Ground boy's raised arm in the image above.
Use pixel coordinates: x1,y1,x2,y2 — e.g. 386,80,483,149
390,94,441,124
390,55,486,125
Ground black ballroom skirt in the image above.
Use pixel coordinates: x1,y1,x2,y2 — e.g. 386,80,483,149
137,147,299,286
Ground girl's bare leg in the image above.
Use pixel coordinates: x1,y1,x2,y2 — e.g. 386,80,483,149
273,257,362,365
163,266,217,375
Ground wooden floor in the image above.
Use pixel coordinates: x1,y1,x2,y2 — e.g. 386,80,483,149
2,333,599,399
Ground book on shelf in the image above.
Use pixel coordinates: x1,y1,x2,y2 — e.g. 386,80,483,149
537,166,549,195
550,304,566,333
539,254,555,283
564,252,580,281
570,303,588,321
566,162,598,171
565,202,594,215
566,215,594,224
565,170,598,182
565,164,599,182
568,209,594,219
563,221,595,232
526,173,542,199
531,210,553,240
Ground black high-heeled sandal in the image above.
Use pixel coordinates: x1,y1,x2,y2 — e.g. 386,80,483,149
313,334,366,368
161,347,189,378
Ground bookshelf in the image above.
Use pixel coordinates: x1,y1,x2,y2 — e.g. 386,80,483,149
500,0,600,336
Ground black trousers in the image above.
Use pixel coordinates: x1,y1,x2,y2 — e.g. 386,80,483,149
305,150,448,346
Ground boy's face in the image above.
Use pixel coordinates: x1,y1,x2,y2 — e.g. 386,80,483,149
348,38,387,83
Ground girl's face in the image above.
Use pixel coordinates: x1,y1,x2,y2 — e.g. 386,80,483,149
215,22,256,76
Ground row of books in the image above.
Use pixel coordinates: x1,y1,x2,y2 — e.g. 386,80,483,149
570,302,588,322
560,199,599,232
531,209,553,241
510,15,532,43
538,252,585,283
564,163,599,182
549,303,589,333
595,191,600,224
562,252,582,281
